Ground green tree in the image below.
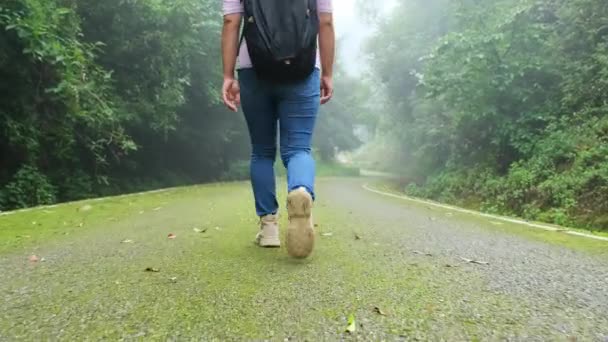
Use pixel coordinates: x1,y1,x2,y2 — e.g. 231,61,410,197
362,0,608,230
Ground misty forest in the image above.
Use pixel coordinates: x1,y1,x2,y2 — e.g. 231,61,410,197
2,0,607,231
2,0,608,340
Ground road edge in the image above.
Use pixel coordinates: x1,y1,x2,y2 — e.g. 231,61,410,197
362,183,608,243
0,188,172,217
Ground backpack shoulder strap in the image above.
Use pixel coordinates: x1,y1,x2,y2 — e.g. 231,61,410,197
237,0,245,57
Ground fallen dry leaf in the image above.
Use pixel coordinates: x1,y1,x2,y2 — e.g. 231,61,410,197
145,267,160,272
345,314,356,333
373,306,387,316
28,255,39,262
168,233,176,239
193,228,208,233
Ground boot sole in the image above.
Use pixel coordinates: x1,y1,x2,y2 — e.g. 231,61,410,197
286,189,315,258
257,238,281,248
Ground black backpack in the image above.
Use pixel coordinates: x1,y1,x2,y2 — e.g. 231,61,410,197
240,0,319,83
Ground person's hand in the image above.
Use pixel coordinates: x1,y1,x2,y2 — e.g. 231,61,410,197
320,75,333,105
222,77,240,112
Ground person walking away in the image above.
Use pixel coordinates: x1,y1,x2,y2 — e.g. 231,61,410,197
221,0,335,258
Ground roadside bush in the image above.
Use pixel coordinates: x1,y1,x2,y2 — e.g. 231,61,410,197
0,165,56,210
221,160,250,181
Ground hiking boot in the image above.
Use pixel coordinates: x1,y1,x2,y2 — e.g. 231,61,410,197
286,187,315,258
255,214,281,248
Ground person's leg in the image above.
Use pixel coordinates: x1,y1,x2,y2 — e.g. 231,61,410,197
276,69,321,258
238,69,279,217
277,69,321,198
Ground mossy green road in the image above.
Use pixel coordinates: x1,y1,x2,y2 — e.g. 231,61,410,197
1,179,607,340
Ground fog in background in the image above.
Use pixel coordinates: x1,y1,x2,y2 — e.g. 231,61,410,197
333,0,397,75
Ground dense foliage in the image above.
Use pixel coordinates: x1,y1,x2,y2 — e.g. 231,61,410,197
0,0,360,210
364,0,608,230
6,0,605,232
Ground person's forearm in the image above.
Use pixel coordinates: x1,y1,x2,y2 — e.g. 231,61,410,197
319,13,335,78
222,14,241,79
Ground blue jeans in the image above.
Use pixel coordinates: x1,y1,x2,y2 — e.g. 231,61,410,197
238,68,320,217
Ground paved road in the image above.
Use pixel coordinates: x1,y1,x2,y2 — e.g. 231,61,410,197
1,178,607,340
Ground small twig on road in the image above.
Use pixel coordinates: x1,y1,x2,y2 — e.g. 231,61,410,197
460,257,489,265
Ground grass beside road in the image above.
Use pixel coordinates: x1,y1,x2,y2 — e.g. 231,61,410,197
367,180,608,256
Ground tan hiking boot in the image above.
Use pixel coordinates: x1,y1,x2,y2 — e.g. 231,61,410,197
255,214,281,248
286,187,315,258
